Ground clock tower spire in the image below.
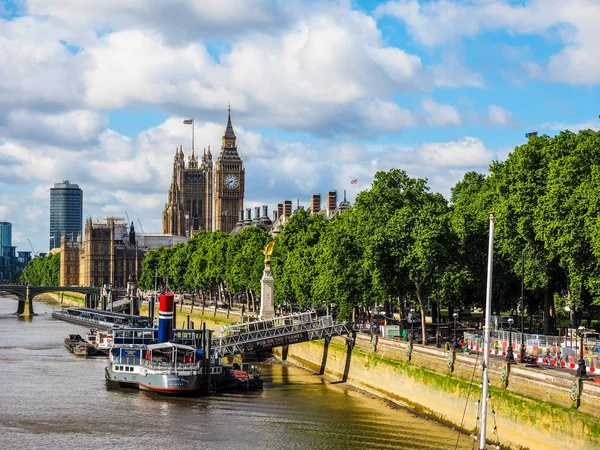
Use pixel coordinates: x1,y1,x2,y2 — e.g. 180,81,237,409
214,106,245,233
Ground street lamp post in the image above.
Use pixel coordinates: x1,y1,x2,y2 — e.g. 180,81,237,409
506,317,515,363
577,325,587,378
520,248,526,362
452,312,459,349
410,308,415,342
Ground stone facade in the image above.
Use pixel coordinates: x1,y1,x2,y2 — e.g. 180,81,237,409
59,234,80,286
162,144,213,236
60,217,144,288
213,108,245,233
162,108,244,235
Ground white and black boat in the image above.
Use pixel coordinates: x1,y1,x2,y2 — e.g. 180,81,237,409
104,291,222,395
105,342,216,393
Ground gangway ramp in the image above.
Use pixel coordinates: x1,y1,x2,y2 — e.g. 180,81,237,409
211,311,355,356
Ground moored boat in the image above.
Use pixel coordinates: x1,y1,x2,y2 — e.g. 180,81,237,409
104,291,222,395
72,342,99,357
85,328,113,356
64,334,84,352
218,363,263,391
105,342,221,394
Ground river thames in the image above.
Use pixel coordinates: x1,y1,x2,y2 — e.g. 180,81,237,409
0,298,472,450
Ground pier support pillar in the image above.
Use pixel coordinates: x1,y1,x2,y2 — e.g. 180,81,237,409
20,287,34,317
16,297,25,315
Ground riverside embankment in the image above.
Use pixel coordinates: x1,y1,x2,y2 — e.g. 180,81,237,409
272,334,600,450
42,296,599,449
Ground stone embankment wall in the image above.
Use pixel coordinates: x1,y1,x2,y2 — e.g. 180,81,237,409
273,334,600,450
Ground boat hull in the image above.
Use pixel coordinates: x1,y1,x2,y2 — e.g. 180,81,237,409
105,367,203,395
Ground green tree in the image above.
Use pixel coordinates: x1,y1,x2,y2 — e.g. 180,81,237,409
20,253,60,286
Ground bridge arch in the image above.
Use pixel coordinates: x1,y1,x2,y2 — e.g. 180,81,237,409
0,285,102,316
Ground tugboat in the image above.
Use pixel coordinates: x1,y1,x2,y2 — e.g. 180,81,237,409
85,328,113,356
105,291,222,395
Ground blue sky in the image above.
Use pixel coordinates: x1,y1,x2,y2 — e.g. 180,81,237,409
0,0,599,254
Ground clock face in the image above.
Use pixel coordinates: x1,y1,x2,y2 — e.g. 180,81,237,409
224,174,239,189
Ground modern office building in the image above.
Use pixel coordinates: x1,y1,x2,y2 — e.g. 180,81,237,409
0,222,30,281
0,222,11,257
50,180,83,251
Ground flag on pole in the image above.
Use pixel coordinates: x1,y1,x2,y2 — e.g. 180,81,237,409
183,118,193,124
351,179,359,185
525,131,538,138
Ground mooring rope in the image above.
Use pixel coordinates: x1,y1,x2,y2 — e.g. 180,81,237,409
454,350,480,450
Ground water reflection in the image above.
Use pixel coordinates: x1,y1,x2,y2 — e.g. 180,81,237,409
0,298,471,450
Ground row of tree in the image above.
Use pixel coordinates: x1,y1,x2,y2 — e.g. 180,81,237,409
21,130,599,341
20,253,60,286
144,130,600,341
138,226,270,310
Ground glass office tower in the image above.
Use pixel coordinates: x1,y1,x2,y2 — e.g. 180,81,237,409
50,180,83,250
0,222,11,257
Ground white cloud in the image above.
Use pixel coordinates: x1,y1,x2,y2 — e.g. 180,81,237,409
27,0,283,44
419,137,494,167
538,121,599,133
376,0,600,85
487,105,517,127
422,99,462,127
2,109,107,147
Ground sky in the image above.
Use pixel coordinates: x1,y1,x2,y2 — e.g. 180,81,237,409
1,0,599,254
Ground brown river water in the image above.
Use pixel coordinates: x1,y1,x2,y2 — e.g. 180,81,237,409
0,298,472,450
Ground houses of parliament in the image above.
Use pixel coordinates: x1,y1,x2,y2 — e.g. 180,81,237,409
162,108,245,235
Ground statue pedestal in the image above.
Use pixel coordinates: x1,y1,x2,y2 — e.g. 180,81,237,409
260,266,275,320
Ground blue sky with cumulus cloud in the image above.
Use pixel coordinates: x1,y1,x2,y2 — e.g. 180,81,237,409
0,0,599,253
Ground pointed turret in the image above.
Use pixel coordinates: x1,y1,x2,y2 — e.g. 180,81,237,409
220,106,240,160
224,104,236,140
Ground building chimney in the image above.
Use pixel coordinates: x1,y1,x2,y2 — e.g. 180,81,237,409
326,191,337,215
261,205,269,218
283,200,292,217
273,210,278,221
238,209,244,222
311,194,321,213
245,208,252,223
254,207,260,221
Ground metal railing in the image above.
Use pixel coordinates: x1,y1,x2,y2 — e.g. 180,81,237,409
211,312,353,356
464,330,600,369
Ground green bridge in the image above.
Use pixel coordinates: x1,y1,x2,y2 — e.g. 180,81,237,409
0,285,102,316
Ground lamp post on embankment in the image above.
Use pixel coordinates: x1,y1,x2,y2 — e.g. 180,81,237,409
452,312,458,349
577,325,587,378
410,308,415,342
506,317,515,363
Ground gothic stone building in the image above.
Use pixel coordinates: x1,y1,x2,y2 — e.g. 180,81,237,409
60,218,144,287
162,108,245,235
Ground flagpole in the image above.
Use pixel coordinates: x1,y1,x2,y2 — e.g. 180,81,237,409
192,116,195,151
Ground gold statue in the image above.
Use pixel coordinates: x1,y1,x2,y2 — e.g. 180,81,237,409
261,241,275,263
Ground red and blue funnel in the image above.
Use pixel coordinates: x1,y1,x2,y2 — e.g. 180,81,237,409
158,292,174,343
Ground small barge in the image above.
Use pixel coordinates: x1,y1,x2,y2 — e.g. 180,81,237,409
219,363,263,391
64,334,99,357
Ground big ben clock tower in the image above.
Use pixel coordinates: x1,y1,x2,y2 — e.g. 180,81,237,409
214,106,245,233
